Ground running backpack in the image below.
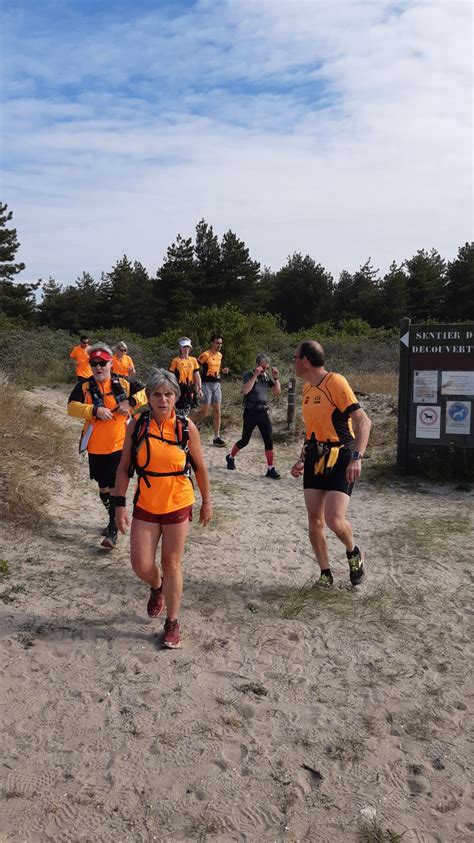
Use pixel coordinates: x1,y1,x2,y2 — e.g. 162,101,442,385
128,409,194,504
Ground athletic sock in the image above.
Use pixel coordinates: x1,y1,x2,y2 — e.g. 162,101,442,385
100,491,111,512
265,449,274,467
108,496,117,533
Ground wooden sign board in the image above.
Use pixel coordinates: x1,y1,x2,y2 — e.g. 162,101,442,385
396,318,474,475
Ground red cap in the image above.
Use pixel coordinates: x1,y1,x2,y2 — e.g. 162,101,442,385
89,349,112,362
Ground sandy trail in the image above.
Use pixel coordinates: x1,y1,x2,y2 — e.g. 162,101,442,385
0,388,473,842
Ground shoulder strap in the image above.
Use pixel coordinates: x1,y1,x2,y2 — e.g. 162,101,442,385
175,412,190,450
111,373,128,404
128,409,151,478
87,377,103,407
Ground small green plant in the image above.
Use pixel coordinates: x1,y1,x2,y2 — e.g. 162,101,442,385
325,733,368,764
357,819,406,843
0,559,9,575
0,584,26,603
238,682,268,697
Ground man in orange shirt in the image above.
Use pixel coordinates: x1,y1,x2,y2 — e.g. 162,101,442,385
69,335,92,382
291,340,371,587
193,334,230,446
111,341,136,378
67,343,146,548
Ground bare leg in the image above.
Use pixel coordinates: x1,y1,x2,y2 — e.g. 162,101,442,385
304,489,329,571
192,403,210,426
212,402,221,438
324,491,354,552
160,520,190,620
130,519,162,589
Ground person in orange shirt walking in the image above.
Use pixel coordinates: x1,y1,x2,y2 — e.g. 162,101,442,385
69,335,92,382
115,369,212,649
67,343,147,549
111,341,136,378
291,340,371,587
169,337,202,415
193,334,230,446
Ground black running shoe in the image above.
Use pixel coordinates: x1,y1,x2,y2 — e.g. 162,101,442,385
226,454,236,470
316,570,334,587
347,547,365,585
266,467,281,479
213,436,226,447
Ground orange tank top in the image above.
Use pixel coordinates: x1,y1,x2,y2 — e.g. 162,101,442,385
135,415,195,514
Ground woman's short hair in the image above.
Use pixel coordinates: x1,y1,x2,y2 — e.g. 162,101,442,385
145,368,180,399
88,342,113,358
115,341,128,352
256,353,270,366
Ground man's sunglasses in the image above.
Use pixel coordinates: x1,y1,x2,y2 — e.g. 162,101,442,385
90,359,109,367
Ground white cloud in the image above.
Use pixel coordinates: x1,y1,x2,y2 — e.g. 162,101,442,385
2,0,472,283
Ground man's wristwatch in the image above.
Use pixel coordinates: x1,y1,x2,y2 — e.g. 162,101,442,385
351,451,362,460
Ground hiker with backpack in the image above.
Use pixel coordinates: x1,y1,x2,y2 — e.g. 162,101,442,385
114,369,212,649
67,342,147,549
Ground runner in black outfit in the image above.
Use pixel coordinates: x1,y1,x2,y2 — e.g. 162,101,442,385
226,353,282,478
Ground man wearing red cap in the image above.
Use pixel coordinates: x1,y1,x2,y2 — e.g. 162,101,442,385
67,342,146,548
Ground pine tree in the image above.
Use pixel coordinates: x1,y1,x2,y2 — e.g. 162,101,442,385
219,229,260,310
156,235,196,327
378,262,409,327
444,242,474,321
272,253,334,331
405,249,447,320
194,219,221,308
0,202,38,321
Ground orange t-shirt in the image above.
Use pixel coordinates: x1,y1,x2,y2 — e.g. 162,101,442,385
169,356,199,385
85,379,131,454
135,415,195,514
198,350,222,380
70,345,92,378
301,373,360,444
112,354,134,376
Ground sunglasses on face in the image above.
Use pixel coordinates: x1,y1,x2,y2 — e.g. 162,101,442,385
90,359,109,368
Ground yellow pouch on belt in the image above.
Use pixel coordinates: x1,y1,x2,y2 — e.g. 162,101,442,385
314,445,343,475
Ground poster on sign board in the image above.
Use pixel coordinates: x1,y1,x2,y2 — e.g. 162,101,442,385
413,370,438,403
441,371,474,396
416,405,441,439
445,401,471,435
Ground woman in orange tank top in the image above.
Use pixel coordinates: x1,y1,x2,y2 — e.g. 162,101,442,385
115,369,212,649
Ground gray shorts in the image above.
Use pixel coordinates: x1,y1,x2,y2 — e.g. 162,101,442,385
201,382,222,405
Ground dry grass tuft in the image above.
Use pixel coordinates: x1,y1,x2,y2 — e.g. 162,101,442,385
357,819,406,843
0,377,76,529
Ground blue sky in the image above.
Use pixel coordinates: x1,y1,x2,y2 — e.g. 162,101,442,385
1,0,472,285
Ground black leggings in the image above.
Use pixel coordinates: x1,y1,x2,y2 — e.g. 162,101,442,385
236,409,273,451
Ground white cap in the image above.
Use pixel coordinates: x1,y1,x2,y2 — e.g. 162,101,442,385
178,337,192,347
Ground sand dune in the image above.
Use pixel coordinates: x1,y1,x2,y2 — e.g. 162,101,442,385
1,388,473,842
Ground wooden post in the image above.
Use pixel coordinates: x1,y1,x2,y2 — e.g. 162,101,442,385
287,377,296,429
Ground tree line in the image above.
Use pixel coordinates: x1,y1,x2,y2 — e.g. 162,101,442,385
1,203,472,335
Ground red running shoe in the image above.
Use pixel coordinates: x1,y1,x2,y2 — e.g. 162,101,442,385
163,619,182,649
147,586,164,618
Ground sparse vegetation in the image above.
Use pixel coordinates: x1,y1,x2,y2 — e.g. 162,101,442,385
357,819,406,843
0,376,76,528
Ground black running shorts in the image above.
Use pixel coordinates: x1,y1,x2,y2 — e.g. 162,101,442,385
88,450,122,489
303,447,354,496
